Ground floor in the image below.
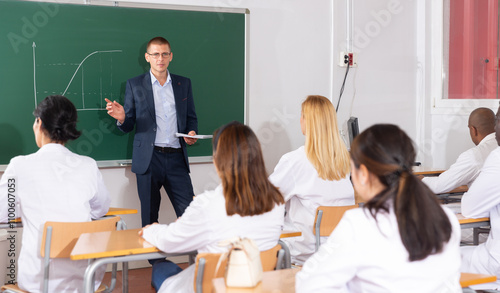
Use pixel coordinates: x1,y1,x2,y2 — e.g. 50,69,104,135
101,263,189,293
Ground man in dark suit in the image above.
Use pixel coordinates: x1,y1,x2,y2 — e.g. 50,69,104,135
105,36,198,227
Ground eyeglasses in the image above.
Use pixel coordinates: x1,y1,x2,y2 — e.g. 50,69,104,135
147,52,171,59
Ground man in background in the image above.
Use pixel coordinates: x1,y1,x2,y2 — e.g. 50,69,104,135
422,107,497,194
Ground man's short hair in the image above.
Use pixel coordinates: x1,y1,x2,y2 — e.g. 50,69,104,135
147,37,171,51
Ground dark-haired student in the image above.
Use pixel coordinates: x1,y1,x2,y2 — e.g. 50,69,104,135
460,105,500,290
0,95,110,292
296,124,461,292
140,121,284,293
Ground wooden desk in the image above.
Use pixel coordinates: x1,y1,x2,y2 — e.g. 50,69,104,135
460,272,497,288
70,228,300,293
106,207,138,216
212,269,496,292
456,214,490,229
0,207,138,229
280,230,301,238
71,228,158,260
213,268,299,293
71,228,193,293
413,168,445,176
413,168,468,199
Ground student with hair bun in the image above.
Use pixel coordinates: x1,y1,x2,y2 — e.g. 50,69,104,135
0,95,110,292
296,124,461,292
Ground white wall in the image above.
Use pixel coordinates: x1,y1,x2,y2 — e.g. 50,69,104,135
333,0,418,145
334,0,476,170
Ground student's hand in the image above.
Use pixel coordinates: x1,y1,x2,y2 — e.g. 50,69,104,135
138,222,158,236
184,130,198,145
105,98,125,124
416,174,424,180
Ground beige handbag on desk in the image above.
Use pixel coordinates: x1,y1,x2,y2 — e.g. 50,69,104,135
218,237,263,288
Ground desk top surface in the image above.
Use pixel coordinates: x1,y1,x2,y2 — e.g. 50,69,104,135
213,268,299,293
413,167,445,176
71,228,301,261
4,207,137,225
460,272,497,288
213,269,496,291
70,228,158,260
280,230,301,238
106,207,138,216
456,214,490,224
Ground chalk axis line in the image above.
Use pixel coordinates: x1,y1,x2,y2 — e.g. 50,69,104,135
32,42,122,111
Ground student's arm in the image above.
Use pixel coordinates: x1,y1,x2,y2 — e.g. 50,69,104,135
141,191,213,253
296,212,359,292
462,150,500,218
88,161,111,219
422,149,477,194
269,155,295,202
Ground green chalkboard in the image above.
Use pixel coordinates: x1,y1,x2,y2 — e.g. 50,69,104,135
0,0,246,166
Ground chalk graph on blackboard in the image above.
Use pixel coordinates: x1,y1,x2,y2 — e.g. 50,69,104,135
33,42,122,111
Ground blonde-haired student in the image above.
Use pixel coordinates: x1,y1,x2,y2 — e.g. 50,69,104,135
296,124,461,292
269,95,354,265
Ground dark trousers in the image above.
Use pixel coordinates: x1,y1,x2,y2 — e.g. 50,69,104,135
151,260,183,291
136,149,194,227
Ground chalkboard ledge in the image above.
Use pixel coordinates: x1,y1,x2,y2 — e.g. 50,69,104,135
0,156,213,171
95,156,214,168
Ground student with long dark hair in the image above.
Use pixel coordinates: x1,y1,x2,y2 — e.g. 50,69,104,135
140,121,284,293
296,124,461,292
0,95,110,292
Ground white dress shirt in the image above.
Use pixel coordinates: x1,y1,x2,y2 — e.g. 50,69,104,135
151,70,180,148
461,146,500,289
0,144,110,293
296,206,462,293
141,184,285,293
269,146,355,265
422,133,497,194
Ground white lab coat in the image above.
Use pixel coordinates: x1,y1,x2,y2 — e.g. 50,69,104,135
422,133,497,194
141,184,284,293
461,146,500,289
0,143,110,293
269,146,355,265
296,206,462,293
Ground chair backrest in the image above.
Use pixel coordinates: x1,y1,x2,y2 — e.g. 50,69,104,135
193,243,284,293
39,216,119,293
313,205,358,251
41,216,120,258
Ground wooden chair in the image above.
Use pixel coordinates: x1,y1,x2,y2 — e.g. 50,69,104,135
1,216,120,293
313,204,359,251
193,243,285,293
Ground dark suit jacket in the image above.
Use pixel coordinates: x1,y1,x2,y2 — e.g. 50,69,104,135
118,72,198,175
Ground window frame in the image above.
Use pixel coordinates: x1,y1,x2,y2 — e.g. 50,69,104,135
430,0,499,115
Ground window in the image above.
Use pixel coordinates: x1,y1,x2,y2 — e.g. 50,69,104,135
444,0,499,100
431,0,500,113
